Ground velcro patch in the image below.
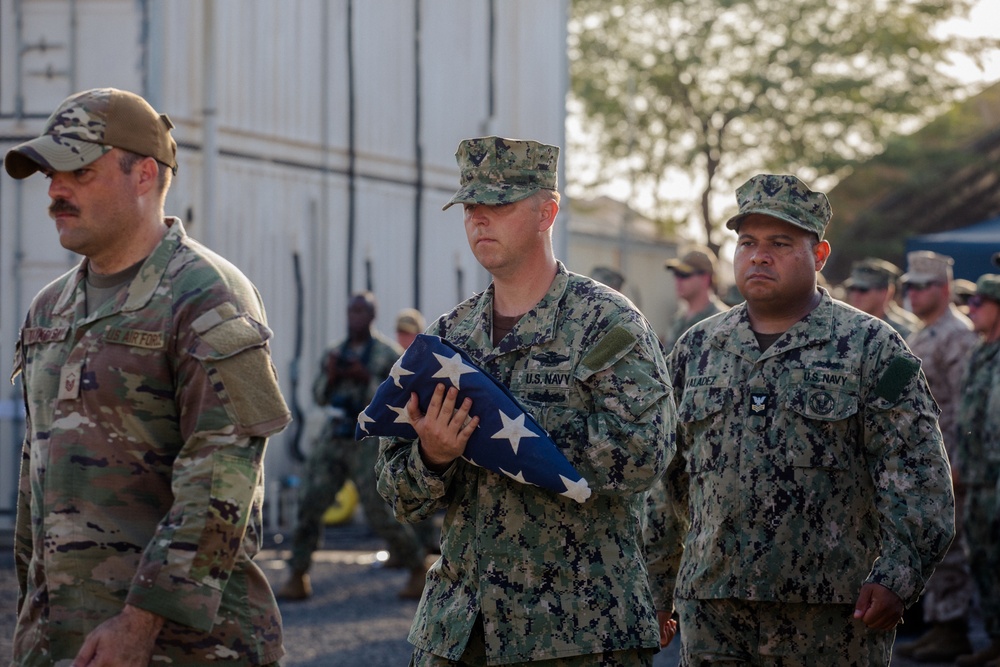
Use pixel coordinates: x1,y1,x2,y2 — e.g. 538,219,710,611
582,326,637,372
874,355,920,403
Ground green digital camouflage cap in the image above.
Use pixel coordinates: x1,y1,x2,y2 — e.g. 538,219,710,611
4,87,178,179
725,174,832,239
844,257,903,290
443,136,559,210
975,274,1000,302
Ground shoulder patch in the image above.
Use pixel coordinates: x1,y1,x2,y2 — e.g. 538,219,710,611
874,355,920,403
582,325,637,372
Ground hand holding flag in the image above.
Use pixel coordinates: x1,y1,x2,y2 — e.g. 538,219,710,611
357,334,592,503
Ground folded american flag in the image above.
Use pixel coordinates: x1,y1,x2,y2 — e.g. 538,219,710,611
356,334,592,503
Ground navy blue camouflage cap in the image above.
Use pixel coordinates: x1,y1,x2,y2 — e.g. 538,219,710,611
4,87,177,179
725,174,832,239
443,136,559,211
975,274,1000,302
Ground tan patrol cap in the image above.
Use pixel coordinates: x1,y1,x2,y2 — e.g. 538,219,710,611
5,87,178,179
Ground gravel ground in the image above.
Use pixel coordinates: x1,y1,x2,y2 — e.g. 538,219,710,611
0,524,986,666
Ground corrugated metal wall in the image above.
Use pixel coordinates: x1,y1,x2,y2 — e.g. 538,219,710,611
0,0,569,528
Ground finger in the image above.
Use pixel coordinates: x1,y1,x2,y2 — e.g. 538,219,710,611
405,392,424,424
425,383,447,418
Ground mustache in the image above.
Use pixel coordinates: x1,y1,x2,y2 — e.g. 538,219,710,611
49,199,80,216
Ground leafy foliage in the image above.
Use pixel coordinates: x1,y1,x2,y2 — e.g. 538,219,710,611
569,0,996,252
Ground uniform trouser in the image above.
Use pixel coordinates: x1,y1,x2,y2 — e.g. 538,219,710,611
675,597,894,666
288,428,428,572
965,484,1000,637
410,613,656,667
918,532,974,623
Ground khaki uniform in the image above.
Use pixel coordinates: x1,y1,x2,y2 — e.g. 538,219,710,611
12,219,290,665
377,263,674,664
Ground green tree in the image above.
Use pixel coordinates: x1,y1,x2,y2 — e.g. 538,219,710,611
569,0,997,253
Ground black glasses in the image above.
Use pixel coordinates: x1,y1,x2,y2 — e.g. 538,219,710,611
847,286,872,294
673,271,703,280
967,295,996,309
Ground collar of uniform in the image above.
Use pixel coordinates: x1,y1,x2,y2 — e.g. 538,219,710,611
710,288,835,360
50,216,184,318
451,260,569,356
120,217,184,313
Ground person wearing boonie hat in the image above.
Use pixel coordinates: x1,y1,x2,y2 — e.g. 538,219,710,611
663,245,728,350
844,258,921,339
645,173,954,665
954,272,1000,665
5,88,289,666
379,135,674,666
896,250,980,662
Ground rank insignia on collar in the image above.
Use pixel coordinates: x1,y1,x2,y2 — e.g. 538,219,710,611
750,391,769,413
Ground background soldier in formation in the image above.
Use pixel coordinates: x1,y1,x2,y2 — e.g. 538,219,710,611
843,257,922,339
662,245,729,351
953,274,1000,667
279,292,430,601
377,136,675,665
895,250,979,662
6,88,290,666
646,174,955,666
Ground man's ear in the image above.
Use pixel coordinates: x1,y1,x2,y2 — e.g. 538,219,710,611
538,197,559,233
814,239,832,272
134,156,160,197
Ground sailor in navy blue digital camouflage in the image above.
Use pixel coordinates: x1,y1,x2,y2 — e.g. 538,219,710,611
6,88,289,666
376,136,676,666
953,274,1000,665
644,173,955,666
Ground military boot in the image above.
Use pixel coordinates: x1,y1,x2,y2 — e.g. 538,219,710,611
895,625,937,658
911,619,973,662
956,639,1000,666
276,569,312,601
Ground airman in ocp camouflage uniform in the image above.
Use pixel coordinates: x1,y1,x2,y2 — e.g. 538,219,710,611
6,88,290,666
645,174,955,666
953,274,1000,667
377,137,675,666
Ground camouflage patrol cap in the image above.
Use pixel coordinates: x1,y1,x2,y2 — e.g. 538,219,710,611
725,174,832,239
4,87,177,179
443,136,559,210
665,245,718,276
975,274,1000,303
902,251,953,285
844,257,903,290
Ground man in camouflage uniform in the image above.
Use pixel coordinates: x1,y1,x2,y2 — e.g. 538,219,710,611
663,245,729,351
953,275,1000,667
844,257,922,339
6,88,290,665
279,292,431,600
645,174,955,665
376,136,675,665
893,251,979,661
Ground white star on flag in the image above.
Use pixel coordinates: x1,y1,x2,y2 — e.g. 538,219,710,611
388,404,411,425
491,410,537,454
357,410,374,435
356,334,593,503
431,352,477,389
389,358,414,389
